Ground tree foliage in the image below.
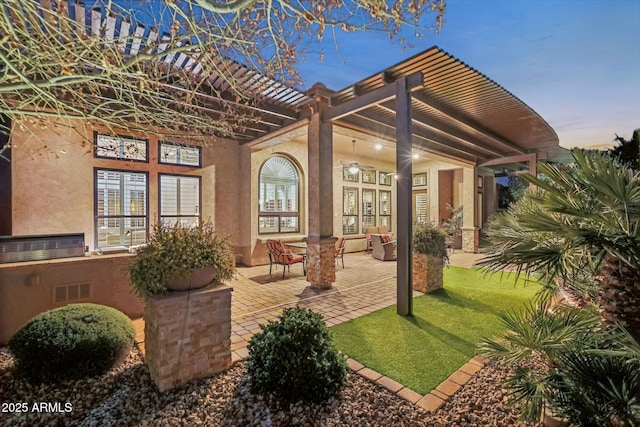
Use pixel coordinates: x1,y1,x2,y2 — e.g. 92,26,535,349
480,149,640,335
0,0,446,160
610,128,640,170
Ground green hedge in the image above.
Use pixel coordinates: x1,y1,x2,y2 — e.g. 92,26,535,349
246,307,347,403
8,303,135,383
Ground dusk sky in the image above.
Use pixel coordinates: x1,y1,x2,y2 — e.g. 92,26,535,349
295,0,640,149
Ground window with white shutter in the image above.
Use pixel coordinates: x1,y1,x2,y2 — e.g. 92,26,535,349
95,169,148,248
159,175,201,227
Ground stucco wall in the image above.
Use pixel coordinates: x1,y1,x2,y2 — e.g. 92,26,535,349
9,121,241,249
0,254,143,345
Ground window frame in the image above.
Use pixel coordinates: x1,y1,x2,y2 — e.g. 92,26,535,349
413,172,427,187
361,169,376,184
342,186,359,235
379,171,392,186
158,173,202,226
93,132,149,162
379,189,392,232
361,188,376,233
158,141,202,167
258,155,301,235
342,167,359,182
94,168,149,248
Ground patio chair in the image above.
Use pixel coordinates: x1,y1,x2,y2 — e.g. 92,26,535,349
364,226,377,254
334,236,346,268
266,239,306,279
371,234,396,261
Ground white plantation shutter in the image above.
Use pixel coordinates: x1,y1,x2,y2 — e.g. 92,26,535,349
258,156,300,233
160,175,200,226
95,170,147,248
414,192,429,224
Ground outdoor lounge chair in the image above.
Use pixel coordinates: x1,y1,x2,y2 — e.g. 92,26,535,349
371,234,396,261
334,236,346,268
266,239,306,279
365,226,391,254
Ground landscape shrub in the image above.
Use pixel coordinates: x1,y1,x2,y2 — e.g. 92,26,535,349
246,307,347,403
8,303,135,383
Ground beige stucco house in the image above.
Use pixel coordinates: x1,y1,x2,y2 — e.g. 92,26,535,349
0,3,566,342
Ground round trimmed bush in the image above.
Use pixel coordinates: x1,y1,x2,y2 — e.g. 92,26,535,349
8,303,135,383
246,307,347,403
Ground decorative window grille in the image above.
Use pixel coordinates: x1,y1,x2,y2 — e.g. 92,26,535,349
159,141,201,166
95,133,147,161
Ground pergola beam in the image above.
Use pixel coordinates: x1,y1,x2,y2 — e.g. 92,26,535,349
345,109,489,161
410,91,527,155
480,153,538,177
374,103,505,158
325,72,423,121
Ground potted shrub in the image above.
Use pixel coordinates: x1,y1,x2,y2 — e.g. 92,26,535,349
442,203,463,250
128,220,236,391
128,220,236,299
412,221,448,293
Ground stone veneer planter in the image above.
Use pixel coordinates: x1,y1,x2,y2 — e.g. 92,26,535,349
144,284,232,391
412,253,443,293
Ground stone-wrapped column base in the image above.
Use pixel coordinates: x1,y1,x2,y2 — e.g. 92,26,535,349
412,253,443,293
305,236,337,289
461,227,479,253
144,285,232,391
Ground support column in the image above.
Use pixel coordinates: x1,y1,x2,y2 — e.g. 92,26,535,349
396,77,413,316
306,93,336,289
461,166,479,253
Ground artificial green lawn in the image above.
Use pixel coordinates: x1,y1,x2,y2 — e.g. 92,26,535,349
330,266,541,395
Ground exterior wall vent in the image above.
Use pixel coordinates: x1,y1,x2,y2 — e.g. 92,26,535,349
54,283,91,303
0,233,85,264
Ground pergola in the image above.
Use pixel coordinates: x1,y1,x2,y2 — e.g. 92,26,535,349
4,2,565,316
248,46,562,315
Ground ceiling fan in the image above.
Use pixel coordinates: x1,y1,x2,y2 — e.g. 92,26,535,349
339,140,375,173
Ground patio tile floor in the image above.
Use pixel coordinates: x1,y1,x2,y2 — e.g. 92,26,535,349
132,251,486,410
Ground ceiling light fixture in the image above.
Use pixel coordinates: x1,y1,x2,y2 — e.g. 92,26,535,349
348,165,359,174
374,143,382,150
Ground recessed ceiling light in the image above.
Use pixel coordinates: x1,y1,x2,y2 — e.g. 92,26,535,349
374,144,382,150
413,153,420,159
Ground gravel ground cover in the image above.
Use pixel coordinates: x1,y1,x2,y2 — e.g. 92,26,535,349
0,347,542,427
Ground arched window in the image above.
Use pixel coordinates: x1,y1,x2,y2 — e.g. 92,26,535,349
258,156,300,234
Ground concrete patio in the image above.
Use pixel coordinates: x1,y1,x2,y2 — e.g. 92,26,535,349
132,250,487,411
134,251,485,362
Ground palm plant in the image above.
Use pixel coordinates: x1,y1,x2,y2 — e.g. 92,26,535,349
479,302,640,426
480,148,640,338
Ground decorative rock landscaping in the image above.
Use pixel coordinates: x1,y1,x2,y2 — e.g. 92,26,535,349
0,347,542,426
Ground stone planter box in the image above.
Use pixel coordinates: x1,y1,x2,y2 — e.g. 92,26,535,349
412,253,443,293
144,284,232,391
